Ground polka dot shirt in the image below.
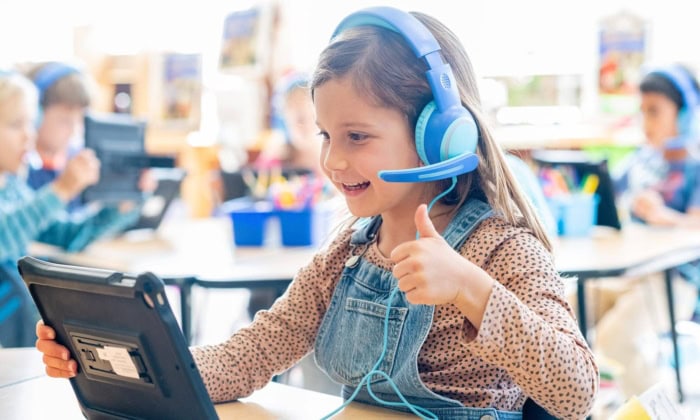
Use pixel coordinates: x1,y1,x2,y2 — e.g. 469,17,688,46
191,216,598,419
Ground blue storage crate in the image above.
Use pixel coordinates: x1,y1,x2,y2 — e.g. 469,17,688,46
548,194,599,237
278,208,314,247
223,199,274,247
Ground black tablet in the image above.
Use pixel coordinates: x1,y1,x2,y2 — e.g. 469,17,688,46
18,256,218,420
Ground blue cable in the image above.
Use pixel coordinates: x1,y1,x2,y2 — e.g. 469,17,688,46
321,177,457,419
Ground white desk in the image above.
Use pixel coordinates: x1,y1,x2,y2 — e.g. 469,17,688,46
554,223,700,402
0,348,412,420
30,217,316,282
29,217,317,344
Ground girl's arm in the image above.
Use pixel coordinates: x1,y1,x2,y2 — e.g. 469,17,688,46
631,189,685,226
189,230,350,403
466,231,598,420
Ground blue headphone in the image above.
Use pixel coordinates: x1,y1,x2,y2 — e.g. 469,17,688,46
647,65,700,150
331,7,479,183
32,62,80,125
33,62,80,103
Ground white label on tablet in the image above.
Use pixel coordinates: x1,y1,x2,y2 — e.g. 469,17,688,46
96,346,140,379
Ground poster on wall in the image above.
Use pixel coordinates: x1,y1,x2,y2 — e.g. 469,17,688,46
219,7,269,73
598,11,647,115
162,53,202,128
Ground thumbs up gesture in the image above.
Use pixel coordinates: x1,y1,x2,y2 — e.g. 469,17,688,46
390,204,495,326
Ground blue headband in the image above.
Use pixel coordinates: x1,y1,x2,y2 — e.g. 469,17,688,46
32,63,79,104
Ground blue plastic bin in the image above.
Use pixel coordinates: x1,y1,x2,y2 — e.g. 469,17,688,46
548,194,599,237
277,208,314,247
223,199,274,246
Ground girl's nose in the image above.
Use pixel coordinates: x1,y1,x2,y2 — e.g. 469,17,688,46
322,141,348,172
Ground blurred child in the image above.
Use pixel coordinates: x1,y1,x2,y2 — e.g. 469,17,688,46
24,62,91,211
0,71,141,347
22,61,156,214
617,64,700,226
598,64,700,396
256,71,322,174
36,7,596,418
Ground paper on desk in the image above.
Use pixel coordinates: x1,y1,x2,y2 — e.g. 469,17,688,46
637,383,683,420
610,383,682,420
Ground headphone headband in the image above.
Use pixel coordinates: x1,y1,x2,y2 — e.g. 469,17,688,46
32,62,79,103
331,7,461,112
650,65,700,111
332,8,441,60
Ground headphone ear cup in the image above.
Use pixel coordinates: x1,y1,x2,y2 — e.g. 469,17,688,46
678,108,692,136
414,101,435,165
35,106,43,129
34,106,44,130
415,101,479,165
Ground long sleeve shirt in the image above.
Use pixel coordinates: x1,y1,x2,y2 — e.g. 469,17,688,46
191,216,598,419
0,174,140,263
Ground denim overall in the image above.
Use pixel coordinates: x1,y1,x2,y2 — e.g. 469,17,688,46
315,199,522,420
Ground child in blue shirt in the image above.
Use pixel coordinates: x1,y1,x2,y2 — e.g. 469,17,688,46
23,62,91,212
616,64,700,226
0,71,141,347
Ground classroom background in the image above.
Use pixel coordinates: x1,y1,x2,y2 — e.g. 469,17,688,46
3,0,700,418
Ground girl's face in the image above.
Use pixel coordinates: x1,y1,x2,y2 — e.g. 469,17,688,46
640,91,679,149
0,94,35,173
315,76,428,220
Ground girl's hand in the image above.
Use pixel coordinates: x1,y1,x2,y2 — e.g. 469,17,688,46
35,320,77,378
390,204,494,327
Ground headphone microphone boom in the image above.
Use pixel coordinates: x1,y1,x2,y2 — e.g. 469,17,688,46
330,7,480,183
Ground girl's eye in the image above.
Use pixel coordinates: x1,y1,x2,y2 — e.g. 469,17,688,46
317,131,329,141
348,132,368,142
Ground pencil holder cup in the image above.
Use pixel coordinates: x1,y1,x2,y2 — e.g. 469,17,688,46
223,199,274,246
277,201,334,247
548,193,599,237
277,208,313,246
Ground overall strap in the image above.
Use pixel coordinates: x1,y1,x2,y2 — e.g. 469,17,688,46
440,198,493,250
350,217,382,246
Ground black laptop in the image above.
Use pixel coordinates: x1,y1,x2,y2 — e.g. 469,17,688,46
18,256,218,420
127,168,186,232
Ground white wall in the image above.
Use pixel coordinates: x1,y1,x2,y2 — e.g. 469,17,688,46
1,0,694,70
0,0,693,126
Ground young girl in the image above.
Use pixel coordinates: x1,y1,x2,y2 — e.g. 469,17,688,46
36,7,598,419
0,71,141,347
